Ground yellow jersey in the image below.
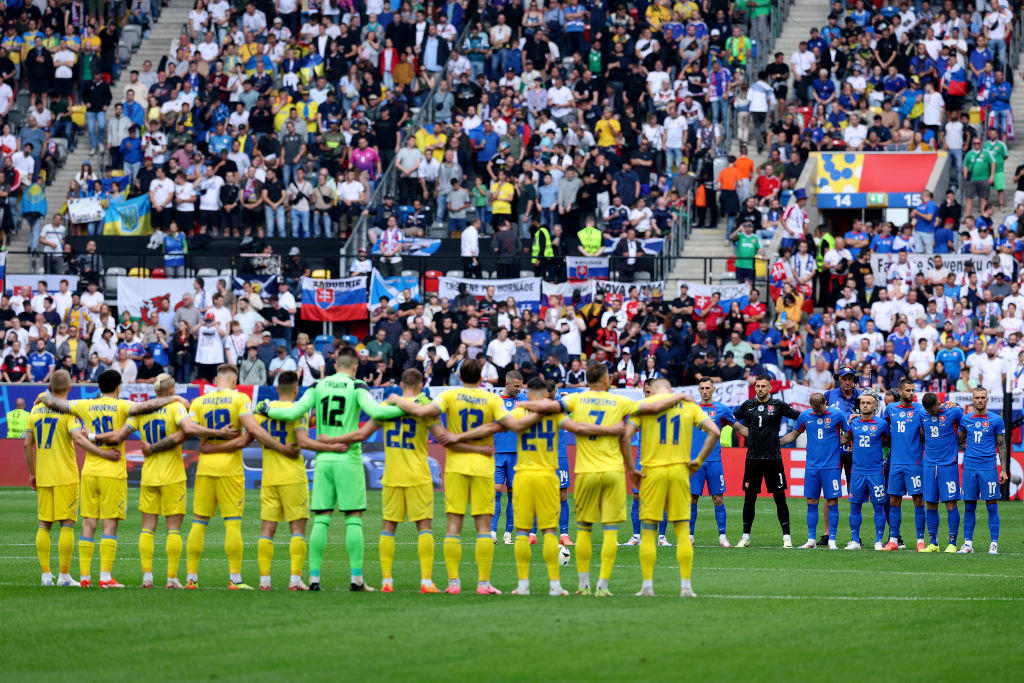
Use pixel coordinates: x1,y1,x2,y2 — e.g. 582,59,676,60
632,399,707,468
595,118,621,148
489,181,515,215
189,390,253,477
433,386,508,477
379,396,438,487
28,404,82,487
256,400,309,486
564,391,639,474
132,402,188,486
512,407,565,472
71,396,134,479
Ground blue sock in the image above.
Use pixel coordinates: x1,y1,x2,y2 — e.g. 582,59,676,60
631,497,640,536
714,504,727,535
872,503,886,543
658,514,667,537
987,501,999,542
914,506,926,540
947,506,960,546
559,499,569,535
849,503,862,544
827,504,839,541
492,491,502,533
806,502,819,540
889,504,902,540
505,492,514,533
689,502,699,536
964,501,977,543
926,508,939,544
531,521,537,534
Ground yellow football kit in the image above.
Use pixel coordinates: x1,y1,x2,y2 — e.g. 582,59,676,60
28,404,82,522
71,396,133,520
188,390,253,518
632,400,707,522
380,410,437,523
433,386,508,516
256,403,310,523
511,408,564,530
564,391,639,524
133,403,189,516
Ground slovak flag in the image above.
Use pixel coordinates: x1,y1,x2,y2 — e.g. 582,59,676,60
566,256,609,282
300,276,369,322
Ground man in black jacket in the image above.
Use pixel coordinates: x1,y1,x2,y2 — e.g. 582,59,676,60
492,219,520,278
81,71,112,155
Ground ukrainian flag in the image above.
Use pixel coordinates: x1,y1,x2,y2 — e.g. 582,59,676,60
102,194,152,236
299,53,324,85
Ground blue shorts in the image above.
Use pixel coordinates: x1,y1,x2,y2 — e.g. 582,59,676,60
888,463,923,497
803,467,843,500
494,452,516,487
849,467,887,505
690,460,726,496
923,464,961,503
558,456,570,489
962,467,1000,501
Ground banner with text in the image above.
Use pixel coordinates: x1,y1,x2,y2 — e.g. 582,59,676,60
437,276,543,311
593,279,666,301
680,281,751,312
566,257,609,281
869,252,996,283
300,276,368,321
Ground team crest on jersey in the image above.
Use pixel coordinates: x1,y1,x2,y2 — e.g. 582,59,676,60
870,425,876,432
982,421,989,428
824,417,831,426
938,416,946,424
767,406,775,415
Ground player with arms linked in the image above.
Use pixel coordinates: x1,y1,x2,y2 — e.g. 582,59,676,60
920,392,964,553
492,371,525,544
957,387,1007,554
841,393,890,550
883,378,928,551
689,377,737,547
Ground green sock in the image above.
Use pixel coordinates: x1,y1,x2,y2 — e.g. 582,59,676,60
345,516,364,577
309,515,331,579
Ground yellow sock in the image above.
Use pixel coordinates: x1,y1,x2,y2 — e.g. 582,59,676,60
35,527,50,574
599,526,618,581
542,531,559,581
99,536,117,575
675,521,693,580
186,520,207,576
166,530,182,579
475,533,493,583
58,526,74,574
224,519,243,575
139,529,155,574
289,535,307,576
257,536,274,577
639,524,658,582
417,530,433,582
379,532,395,580
514,531,531,581
576,524,593,575
78,536,95,578
443,535,461,581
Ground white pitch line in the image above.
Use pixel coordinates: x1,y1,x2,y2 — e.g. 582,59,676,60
698,594,1024,602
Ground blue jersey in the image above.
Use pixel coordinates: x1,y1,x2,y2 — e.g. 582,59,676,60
849,416,889,469
794,407,847,469
824,387,859,453
692,401,735,463
961,411,1004,469
885,402,926,466
922,405,963,466
494,392,526,453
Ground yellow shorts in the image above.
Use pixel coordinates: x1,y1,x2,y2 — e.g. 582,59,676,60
512,470,559,530
261,483,310,522
80,475,127,520
37,483,79,523
639,463,691,523
139,481,187,516
383,483,434,522
444,471,494,516
574,470,626,525
193,474,245,519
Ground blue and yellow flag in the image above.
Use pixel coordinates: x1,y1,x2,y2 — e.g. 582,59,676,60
103,194,152,236
299,53,324,85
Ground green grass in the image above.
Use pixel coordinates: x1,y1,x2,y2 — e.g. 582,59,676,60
1,488,1022,681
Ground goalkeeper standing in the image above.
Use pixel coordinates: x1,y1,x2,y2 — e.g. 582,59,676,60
257,347,405,591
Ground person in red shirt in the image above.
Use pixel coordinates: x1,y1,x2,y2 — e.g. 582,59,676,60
594,319,620,358
742,288,767,336
755,164,781,204
697,292,725,338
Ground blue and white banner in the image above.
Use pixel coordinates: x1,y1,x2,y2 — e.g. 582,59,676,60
682,281,751,312
593,279,666,301
300,276,368,321
232,274,279,299
566,256,609,281
437,276,542,311
603,237,665,254
0,250,6,283
370,269,420,308
371,237,441,257
542,280,594,306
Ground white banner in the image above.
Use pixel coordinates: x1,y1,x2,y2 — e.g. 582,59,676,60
946,391,1023,412
680,281,751,308
593,279,666,300
419,383,748,405
437,276,542,308
67,197,105,224
5,274,79,296
118,382,191,402
781,383,815,412
869,252,999,283
117,277,197,321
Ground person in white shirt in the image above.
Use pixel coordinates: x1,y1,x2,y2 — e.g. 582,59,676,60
999,304,1024,338
485,327,516,369
52,280,73,320
232,297,263,337
297,342,326,387
208,293,232,335
910,315,939,348
267,345,297,386
546,77,575,125
790,42,815,102
556,310,585,358
114,349,138,383
197,166,224,233
842,114,868,149
909,337,936,377
460,219,481,277
29,283,51,314
148,167,175,230
971,345,1006,394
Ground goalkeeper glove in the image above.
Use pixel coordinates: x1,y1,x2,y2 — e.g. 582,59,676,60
254,399,270,416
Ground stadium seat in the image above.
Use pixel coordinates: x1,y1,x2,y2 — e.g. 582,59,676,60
520,270,534,278
400,270,418,278
310,269,331,278
128,267,150,278
105,267,127,295
196,268,218,279
314,334,333,353
219,268,234,278
118,41,131,66
446,270,463,278
634,272,652,282
341,335,357,346
122,24,142,51
151,267,166,279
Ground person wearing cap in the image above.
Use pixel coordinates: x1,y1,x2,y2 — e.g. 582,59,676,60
826,366,861,484
194,311,227,381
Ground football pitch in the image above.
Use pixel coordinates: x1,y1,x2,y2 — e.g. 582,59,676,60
1,488,1022,682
